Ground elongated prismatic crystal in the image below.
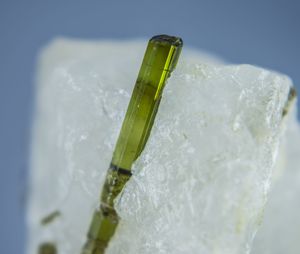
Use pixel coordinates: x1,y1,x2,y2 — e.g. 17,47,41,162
81,35,183,254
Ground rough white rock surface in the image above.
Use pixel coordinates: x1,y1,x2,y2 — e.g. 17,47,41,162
251,105,300,254
28,39,298,254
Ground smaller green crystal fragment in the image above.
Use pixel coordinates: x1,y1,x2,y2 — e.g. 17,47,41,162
81,35,183,254
38,243,57,254
41,210,61,225
282,87,297,117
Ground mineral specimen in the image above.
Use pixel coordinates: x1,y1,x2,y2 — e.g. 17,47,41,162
27,39,298,254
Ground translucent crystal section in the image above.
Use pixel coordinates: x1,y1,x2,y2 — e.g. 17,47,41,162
28,39,296,254
81,35,183,254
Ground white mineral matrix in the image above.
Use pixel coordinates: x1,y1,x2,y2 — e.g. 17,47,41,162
27,38,300,254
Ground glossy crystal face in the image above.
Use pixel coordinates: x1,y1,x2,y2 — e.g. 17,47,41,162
112,35,182,171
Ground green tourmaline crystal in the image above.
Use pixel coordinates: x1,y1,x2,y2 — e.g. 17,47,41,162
81,34,183,254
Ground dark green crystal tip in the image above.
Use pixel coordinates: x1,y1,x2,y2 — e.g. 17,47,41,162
150,34,183,47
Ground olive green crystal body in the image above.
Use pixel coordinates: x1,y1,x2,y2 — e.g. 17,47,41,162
81,35,183,254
